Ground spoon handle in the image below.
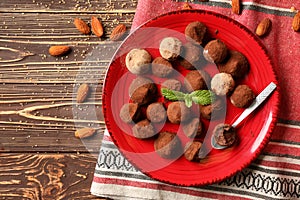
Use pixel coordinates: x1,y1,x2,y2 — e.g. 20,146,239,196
231,82,277,128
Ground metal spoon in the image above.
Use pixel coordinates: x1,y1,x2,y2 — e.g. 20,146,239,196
211,82,277,150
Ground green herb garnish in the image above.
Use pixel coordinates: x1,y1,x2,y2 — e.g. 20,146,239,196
190,90,215,105
161,88,215,108
161,88,185,101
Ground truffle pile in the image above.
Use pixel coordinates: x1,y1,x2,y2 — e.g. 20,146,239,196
118,19,256,162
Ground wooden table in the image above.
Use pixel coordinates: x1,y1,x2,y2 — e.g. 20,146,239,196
0,0,137,198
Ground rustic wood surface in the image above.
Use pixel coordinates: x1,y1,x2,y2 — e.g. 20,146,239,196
0,0,137,199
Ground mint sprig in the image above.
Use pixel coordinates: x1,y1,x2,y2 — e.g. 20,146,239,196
161,88,215,108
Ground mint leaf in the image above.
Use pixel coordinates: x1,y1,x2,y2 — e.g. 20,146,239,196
161,88,185,101
191,90,215,105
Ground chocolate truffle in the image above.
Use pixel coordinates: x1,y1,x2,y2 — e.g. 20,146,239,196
182,118,202,138
159,37,182,60
161,79,182,91
146,102,167,123
184,141,202,162
203,39,228,63
213,123,236,147
218,50,249,79
132,119,156,139
167,101,191,124
199,98,224,120
184,70,210,93
152,57,174,77
154,131,182,159
119,103,141,123
211,73,235,96
230,85,255,108
185,21,207,45
129,76,157,105
125,48,151,75
180,42,202,70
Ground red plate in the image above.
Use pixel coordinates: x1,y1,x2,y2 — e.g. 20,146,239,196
102,10,279,186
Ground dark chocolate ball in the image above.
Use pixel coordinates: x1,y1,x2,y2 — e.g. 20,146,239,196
199,98,224,120
132,119,156,139
152,57,174,77
184,70,210,93
161,79,182,91
146,102,167,123
218,50,249,79
180,42,201,70
119,103,141,123
154,131,182,159
184,141,202,162
203,39,228,63
230,85,255,108
129,76,157,105
167,101,191,124
182,118,202,138
185,21,207,45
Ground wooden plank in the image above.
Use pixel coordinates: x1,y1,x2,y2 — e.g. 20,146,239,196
0,9,133,152
0,124,105,152
0,0,137,13
0,0,137,198
0,13,134,44
0,43,116,83
0,45,108,152
0,153,106,199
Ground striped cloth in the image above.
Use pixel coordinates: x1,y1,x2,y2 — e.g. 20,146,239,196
91,0,300,199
